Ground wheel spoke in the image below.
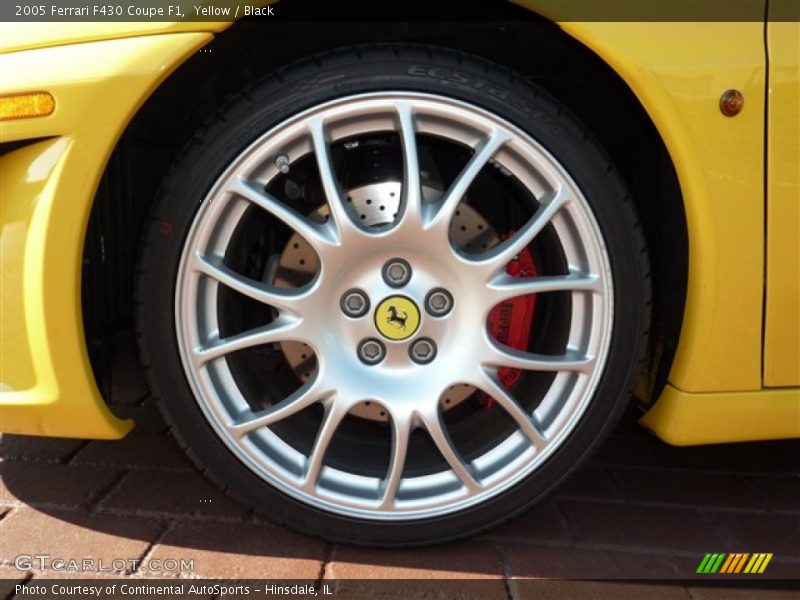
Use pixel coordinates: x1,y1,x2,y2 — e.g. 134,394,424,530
228,377,332,438
302,399,349,490
394,102,423,228
420,411,481,492
193,253,307,314
474,372,546,449
194,318,302,366
229,176,333,250
426,130,509,231
309,118,357,238
379,414,411,508
485,341,594,373
487,272,600,303
477,187,570,273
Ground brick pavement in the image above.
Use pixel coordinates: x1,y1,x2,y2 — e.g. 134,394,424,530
1,339,798,598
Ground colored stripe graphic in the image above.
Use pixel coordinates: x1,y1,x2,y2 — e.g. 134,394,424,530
755,553,773,573
721,553,750,573
697,553,727,573
723,553,736,573
699,552,773,574
734,553,750,573
744,554,760,573
745,553,774,574
719,554,735,573
719,554,736,573
710,553,726,573
696,553,714,573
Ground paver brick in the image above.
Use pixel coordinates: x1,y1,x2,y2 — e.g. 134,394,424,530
708,510,800,556
478,499,572,545
0,462,122,509
0,508,161,574
71,434,192,471
99,471,248,522
327,542,505,579
595,434,666,468
607,468,767,511
741,474,800,514
556,464,624,501
558,500,729,553
327,543,507,599
653,441,798,475
0,436,86,464
504,544,680,579
1,396,796,586
148,521,325,579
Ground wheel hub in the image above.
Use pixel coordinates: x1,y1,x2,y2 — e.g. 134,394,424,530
277,181,499,421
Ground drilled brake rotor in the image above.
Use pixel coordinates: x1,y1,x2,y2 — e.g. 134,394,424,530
274,180,498,421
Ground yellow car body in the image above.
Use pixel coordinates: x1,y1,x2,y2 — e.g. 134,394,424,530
1,11,798,445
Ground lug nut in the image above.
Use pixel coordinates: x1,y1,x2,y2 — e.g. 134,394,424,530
382,258,412,288
425,288,454,317
409,338,437,364
340,289,369,318
358,339,386,365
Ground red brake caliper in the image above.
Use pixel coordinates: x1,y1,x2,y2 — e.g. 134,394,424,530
481,235,538,408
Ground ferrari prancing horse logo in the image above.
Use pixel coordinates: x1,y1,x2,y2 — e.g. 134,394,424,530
375,296,420,341
386,306,408,329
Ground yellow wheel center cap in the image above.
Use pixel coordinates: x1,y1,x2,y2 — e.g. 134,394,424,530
375,295,421,341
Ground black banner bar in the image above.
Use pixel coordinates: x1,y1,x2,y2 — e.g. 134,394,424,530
2,0,799,23
3,578,799,600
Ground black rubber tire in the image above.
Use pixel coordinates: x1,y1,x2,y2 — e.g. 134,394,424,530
136,44,650,546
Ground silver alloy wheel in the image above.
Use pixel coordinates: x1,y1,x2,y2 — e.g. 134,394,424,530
175,92,613,520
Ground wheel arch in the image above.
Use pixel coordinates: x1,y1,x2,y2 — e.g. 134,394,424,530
83,16,688,413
